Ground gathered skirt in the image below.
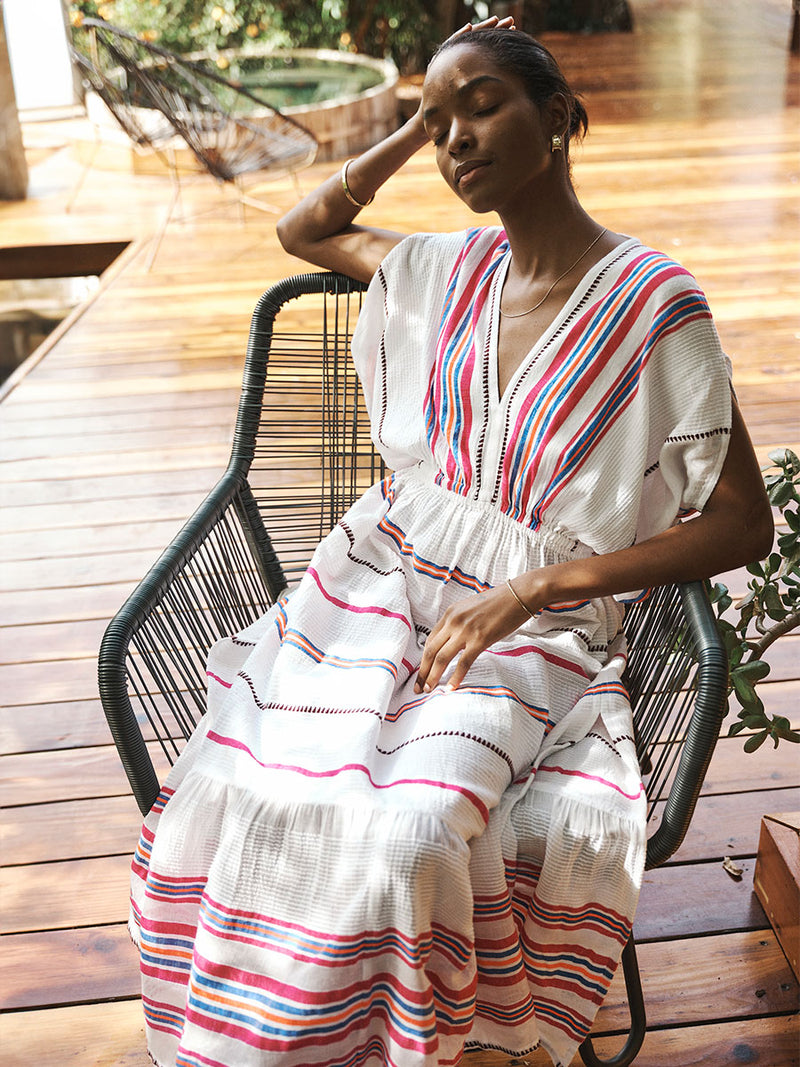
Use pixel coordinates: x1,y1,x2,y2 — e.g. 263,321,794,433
130,467,647,1067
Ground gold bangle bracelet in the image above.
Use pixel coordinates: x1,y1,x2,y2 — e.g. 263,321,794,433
341,158,375,209
506,577,535,618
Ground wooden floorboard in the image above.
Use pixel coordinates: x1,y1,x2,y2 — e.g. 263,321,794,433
1,0,798,1063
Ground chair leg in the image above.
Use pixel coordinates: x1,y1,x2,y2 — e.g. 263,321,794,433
579,937,646,1067
143,176,182,272
65,133,102,213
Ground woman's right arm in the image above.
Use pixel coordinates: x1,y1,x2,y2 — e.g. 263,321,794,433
276,110,429,284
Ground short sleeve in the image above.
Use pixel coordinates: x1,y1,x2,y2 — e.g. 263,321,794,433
635,277,733,544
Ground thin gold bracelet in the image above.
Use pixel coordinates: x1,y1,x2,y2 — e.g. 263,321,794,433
506,577,535,618
341,158,375,209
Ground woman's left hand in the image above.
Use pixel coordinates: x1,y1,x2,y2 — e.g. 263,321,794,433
415,582,534,694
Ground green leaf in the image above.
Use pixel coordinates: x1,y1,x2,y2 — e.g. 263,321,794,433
767,448,790,465
731,673,757,706
741,712,768,728
746,560,765,578
743,730,769,753
736,659,771,683
768,482,793,508
762,584,787,620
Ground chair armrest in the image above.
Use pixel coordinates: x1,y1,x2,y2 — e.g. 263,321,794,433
98,471,284,814
643,581,728,868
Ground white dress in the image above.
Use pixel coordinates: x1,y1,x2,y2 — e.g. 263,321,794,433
130,228,732,1067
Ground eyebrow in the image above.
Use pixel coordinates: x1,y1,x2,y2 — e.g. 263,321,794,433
422,75,505,122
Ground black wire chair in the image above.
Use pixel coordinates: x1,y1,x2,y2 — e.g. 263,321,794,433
69,19,318,262
98,272,728,1067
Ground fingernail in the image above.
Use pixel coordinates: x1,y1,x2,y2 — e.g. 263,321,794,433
424,683,431,693
444,683,455,693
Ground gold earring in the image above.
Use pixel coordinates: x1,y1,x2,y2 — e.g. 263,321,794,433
551,133,564,153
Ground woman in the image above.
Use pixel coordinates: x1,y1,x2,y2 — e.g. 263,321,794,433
130,18,773,1067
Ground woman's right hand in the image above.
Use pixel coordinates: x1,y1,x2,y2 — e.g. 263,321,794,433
443,13,516,43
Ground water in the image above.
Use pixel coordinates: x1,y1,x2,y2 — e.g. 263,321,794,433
214,55,385,110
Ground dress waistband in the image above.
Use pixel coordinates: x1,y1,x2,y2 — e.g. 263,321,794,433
391,463,594,566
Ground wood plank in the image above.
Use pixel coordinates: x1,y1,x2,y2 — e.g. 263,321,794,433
579,1015,800,1067
0,924,140,1010
1,847,775,939
2,795,142,865
634,858,767,942
0,465,222,507
0,441,231,485
0,545,193,593
0,743,171,806
0,490,205,535
701,733,800,795
0,400,236,441
0,420,236,465
1,854,133,935
596,929,799,1032
0,699,137,754
1,1006,798,1067
0,999,151,1067
0,580,139,626
1,618,114,665
651,786,800,864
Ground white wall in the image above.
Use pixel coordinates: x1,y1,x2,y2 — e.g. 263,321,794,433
2,0,76,111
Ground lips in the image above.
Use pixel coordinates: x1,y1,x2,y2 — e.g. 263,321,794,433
455,159,491,187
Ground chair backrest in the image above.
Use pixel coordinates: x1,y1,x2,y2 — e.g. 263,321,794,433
98,273,727,867
70,45,177,151
72,18,318,181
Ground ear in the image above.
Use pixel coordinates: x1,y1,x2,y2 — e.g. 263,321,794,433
546,92,571,138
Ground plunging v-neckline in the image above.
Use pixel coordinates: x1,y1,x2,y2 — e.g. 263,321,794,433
487,238,637,406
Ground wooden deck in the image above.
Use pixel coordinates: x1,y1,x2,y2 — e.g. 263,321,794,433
1,0,798,1063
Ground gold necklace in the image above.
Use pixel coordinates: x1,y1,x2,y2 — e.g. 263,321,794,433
500,228,608,319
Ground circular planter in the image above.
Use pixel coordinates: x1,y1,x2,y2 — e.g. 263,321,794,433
78,47,400,171
259,49,399,162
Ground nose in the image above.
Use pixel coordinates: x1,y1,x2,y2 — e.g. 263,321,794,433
447,118,473,156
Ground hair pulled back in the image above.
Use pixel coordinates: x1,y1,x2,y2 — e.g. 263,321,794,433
432,29,588,147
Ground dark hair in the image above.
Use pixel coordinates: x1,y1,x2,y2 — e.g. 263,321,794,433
432,29,588,147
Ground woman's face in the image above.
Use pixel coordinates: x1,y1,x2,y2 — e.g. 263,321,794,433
421,43,557,215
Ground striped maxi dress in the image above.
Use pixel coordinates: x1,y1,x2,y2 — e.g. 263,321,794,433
129,227,732,1067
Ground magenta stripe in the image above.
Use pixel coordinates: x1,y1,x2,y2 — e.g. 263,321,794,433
307,566,412,631
538,764,644,800
206,731,490,823
206,670,232,689
488,643,590,679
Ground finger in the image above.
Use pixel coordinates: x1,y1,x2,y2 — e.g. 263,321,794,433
417,633,464,693
445,646,480,692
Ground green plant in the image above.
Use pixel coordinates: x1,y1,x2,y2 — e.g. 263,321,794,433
709,448,800,752
69,0,450,73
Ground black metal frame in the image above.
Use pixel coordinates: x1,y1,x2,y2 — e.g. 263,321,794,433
98,273,728,1067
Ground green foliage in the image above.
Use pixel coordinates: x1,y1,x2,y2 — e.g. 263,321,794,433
709,448,800,752
69,0,448,72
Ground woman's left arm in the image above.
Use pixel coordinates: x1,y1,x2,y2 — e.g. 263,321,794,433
416,400,774,693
